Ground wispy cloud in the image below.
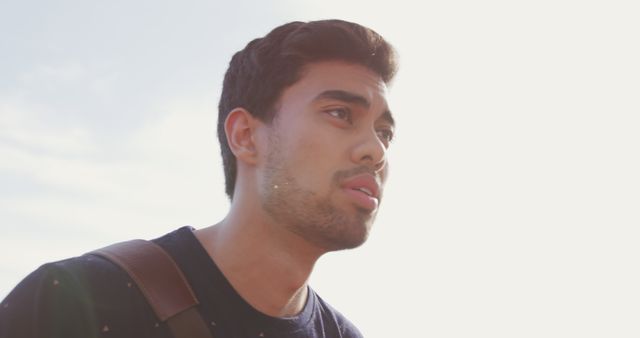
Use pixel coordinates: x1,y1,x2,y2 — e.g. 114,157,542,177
0,97,96,156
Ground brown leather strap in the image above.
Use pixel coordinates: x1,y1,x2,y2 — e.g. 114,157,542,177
90,239,213,338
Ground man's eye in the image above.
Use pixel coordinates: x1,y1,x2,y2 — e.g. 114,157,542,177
376,129,394,145
326,108,352,123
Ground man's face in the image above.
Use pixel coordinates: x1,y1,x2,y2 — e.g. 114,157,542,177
259,61,394,251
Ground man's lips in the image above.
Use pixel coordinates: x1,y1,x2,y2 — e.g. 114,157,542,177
341,174,381,210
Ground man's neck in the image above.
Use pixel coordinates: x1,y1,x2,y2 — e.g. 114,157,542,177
194,208,325,317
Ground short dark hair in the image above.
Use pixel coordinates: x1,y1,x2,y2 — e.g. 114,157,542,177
218,19,398,199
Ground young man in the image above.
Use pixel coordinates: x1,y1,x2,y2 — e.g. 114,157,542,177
0,19,397,338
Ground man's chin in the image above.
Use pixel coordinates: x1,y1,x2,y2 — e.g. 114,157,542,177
336,233,369,251
321,222,372,251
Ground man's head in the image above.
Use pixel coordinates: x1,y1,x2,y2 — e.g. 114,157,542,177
218,19,397,199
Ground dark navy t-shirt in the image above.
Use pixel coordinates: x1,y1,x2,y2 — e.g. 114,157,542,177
0,227,363,338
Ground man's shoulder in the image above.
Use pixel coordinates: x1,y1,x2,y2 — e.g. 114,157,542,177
4,252,127,301
2,251,144,310
0,254,139,338
0,228,194,338
27,226,196,297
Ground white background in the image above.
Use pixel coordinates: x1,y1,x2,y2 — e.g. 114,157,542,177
1,0,639,337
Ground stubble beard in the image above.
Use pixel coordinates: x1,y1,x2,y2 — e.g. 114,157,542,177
261,140,373,252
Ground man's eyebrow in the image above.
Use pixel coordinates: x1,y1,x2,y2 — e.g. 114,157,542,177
314,90,371,108
314,89,395,126
380,109,395,127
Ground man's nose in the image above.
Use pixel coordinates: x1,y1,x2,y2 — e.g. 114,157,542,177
351,128,387,172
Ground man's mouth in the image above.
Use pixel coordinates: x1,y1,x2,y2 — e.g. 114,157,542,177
341,174,381,211
353,187,374,197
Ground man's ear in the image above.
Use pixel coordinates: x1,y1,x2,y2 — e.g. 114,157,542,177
224,108,262,165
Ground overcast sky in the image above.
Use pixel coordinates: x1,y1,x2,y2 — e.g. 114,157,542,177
1,0,639,337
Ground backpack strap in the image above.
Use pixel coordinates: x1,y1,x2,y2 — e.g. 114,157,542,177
90,239,213,338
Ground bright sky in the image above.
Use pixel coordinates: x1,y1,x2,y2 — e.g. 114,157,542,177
1,0,639,337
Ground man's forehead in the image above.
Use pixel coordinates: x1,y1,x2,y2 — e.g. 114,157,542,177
298,62,387,99
299,61,386,89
